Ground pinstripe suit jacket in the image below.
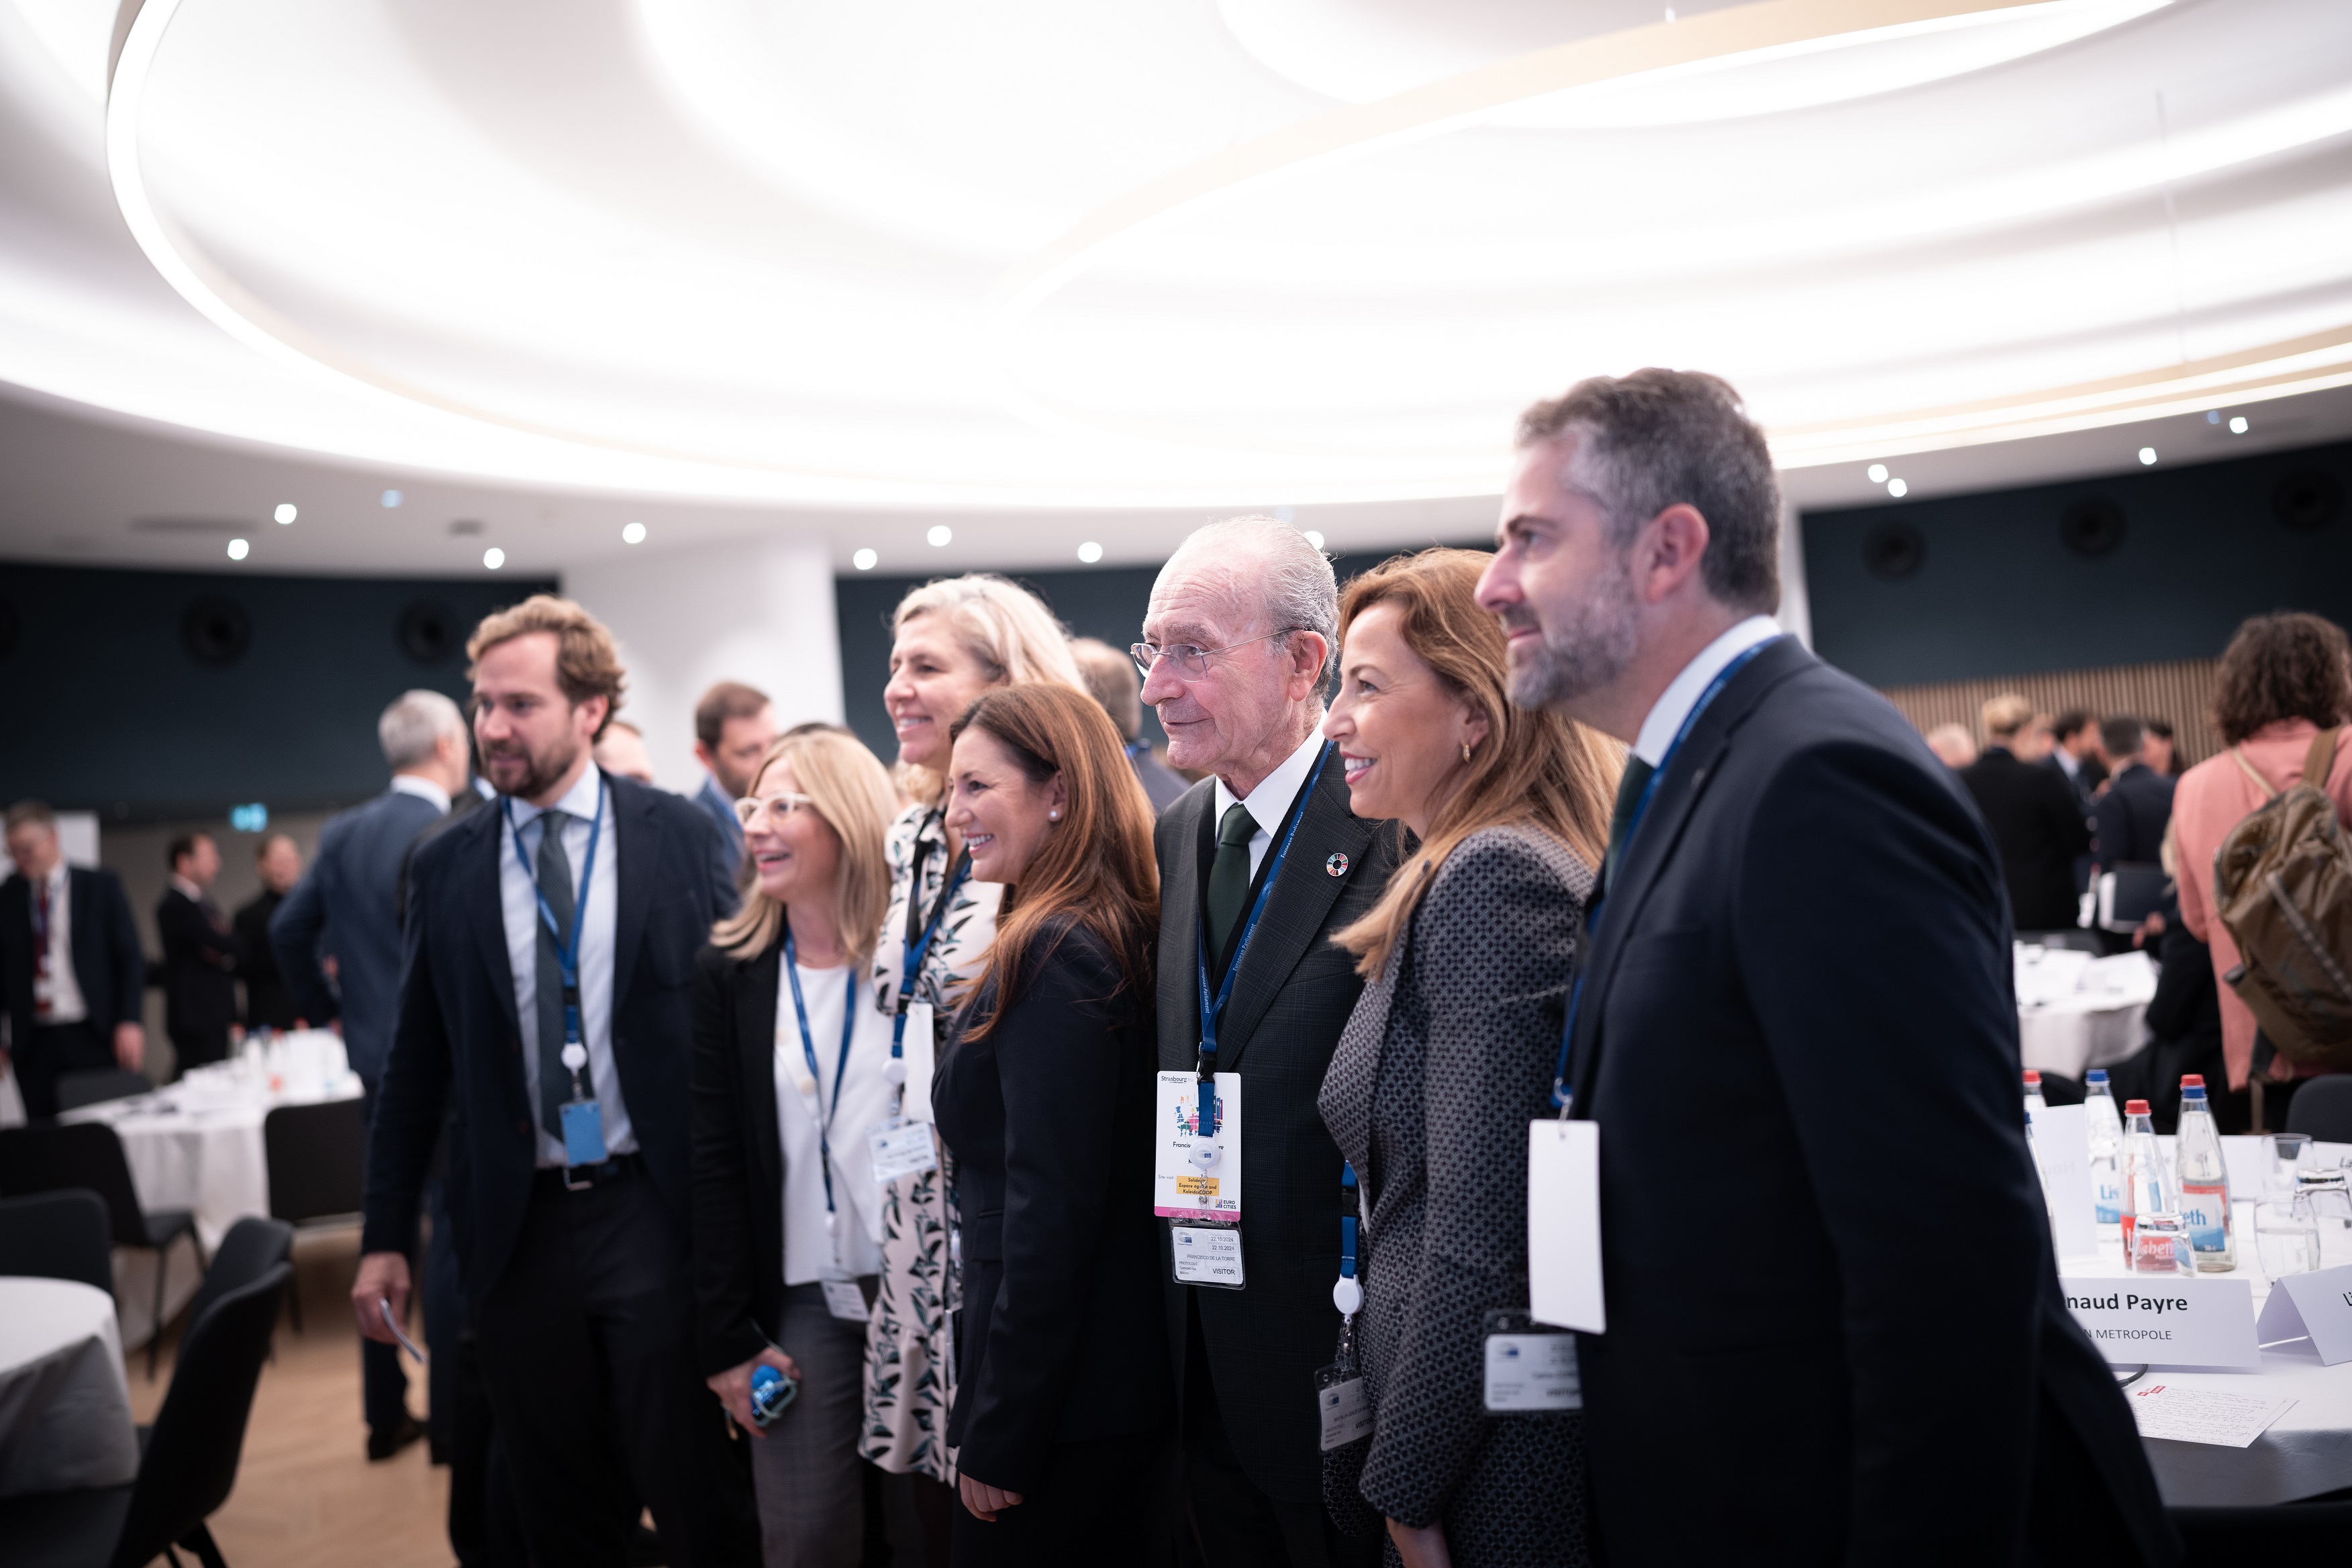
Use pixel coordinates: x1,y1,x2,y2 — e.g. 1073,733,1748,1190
1154,746,1403,1506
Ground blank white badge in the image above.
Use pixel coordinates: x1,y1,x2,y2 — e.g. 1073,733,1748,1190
1528,1120,1606,1334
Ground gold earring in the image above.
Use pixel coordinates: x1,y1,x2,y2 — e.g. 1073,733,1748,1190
1460,741,1473,763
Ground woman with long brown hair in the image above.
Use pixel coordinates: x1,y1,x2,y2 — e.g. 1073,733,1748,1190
929,683,1173,1561
1314,548,1618,1568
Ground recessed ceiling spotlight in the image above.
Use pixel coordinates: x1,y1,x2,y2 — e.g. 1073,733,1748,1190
1886,479,1909,499
1866,464,1889,484
852,548,878,571
2230,416,2249,434
273,503,297,524
226,537,249,560
2139,447,2158,465
381,489,403,507
1304,530,1327,550
926,526,952,548
483,546,505,569
1077,541,1104,563
622,522,647,544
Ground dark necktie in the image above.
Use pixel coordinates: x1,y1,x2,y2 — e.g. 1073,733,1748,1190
1598,756,1655,901
534,810,583,1142
1204,803,1258,968
33,879,52,1018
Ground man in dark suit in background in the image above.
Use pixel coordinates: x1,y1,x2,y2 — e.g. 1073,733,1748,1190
354,596,750,1568
1140,518,1398,1568
234,833,304,1033
156,831,237,1071
1959,693,2094,932
1073,635,1191,814
2050,707,2108,807
275,688,472,1462
2093,715,2175,871
689,680,776,879
1479,369,2174,1566
2,801,145,1118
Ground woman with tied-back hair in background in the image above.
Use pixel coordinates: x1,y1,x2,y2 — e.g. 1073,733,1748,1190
1316,549,1618,1568
862,575,1086,1563
932,682,1173,1562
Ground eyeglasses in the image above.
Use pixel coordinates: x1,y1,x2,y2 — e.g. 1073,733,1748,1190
732,791,816,826
1130,630,1297,681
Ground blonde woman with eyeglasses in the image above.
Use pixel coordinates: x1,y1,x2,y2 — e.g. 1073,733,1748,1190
691,727,901,1567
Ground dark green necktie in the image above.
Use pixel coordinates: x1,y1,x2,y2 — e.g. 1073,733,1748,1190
534,810,583,1142
1204,803,1257,965
1598,756,1655,900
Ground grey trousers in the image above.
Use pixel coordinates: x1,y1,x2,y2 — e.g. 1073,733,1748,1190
750,1281,874,1568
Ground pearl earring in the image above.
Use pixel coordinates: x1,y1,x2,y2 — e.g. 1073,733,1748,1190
1048,809,1061,820
1460,741,1473,763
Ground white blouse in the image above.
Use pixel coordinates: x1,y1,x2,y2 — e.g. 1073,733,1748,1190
774,957,895,1285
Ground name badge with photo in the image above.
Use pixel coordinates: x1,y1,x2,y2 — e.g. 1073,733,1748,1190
1155,1071,1241,1220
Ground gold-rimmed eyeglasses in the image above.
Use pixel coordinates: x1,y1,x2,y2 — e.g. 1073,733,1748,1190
732,791,816,826
1130,630,1297,680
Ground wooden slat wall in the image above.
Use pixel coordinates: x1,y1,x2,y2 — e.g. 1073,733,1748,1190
1879,658,2220,769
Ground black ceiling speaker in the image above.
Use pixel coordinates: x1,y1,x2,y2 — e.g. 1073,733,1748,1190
2059,496,2127,559
0,596,17,660
397,599,460,665
2273,469,2342,532
181,595,251,667
1862,521,1926,581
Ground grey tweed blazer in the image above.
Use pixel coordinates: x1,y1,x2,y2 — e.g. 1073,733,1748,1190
1318,824,1592,1566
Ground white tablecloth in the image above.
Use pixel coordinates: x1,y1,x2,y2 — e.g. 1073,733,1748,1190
0,1277,139,1498
2016,946,2156,1079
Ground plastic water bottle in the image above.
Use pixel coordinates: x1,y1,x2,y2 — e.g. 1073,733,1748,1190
2120,1099,2183,1271
2022,1069,2048,1114
2024,1110,2059,1238
2174,1076,2236,1271
2084,1069,2124,1228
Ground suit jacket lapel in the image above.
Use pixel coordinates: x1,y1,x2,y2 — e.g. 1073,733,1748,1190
1217,753,1377,1071
68,868,95,993
611,781,654,1014
737,945,784,1200
464,807,522,1036
1569,637,1812,1112
1158,787,1209,1071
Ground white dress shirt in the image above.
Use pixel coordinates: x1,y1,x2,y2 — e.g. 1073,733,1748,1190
390,772,453,814
501,765,634,1167
1631,616,1784,769
30,863,88,1024
1211,726,1329,883
773,957,893,1284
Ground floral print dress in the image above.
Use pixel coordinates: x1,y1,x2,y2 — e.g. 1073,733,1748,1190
859,804,1001,1485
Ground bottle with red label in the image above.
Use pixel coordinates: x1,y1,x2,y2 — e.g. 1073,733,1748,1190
2022,1069,2047,1116
2173,1075,2237,1271
2118,1098,2183,1271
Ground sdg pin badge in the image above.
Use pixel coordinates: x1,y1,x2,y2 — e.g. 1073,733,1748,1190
1325,852,1350,877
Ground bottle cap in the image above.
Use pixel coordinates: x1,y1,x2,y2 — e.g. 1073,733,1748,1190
2181,1074,2204,1087
2086,1069,2109,1083
2125,1099,2151,1115
2023,1069,2043,1085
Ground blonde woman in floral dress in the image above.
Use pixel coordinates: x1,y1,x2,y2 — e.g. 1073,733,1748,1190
861,575,1084,1563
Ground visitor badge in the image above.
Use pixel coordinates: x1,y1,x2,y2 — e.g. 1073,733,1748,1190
1170,1222,1244,1288
1483,1310,1581,1412
867,1118,940,1185
1313,1363,1373,1452
1155,1071,1241,1219
901,1000,936,1120
1527,1119,1604,1333
560,1097,608,1167
820,1269,872,1323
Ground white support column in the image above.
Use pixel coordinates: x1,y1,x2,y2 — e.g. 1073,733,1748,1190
565,534,844,793
1776,499,1813,648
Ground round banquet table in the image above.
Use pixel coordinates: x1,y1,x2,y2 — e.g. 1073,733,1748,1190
0,1277,140,1498
2015,944,2157,1079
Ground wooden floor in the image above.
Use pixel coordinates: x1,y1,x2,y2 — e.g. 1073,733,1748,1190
131,1228,453,1568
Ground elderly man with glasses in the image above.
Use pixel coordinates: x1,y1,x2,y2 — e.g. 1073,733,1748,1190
1136,516,1398,1568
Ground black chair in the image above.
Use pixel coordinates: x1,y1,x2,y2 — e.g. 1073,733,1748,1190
2284,1074,2352,1144
0,1261,291,1568
0,1122,205,1377
53,1070,153,1114
180,1216,293,1344
0,1189,113,1293
2036,1072,2086,1107
261,1099,366,1226
2173,1498,2352,1560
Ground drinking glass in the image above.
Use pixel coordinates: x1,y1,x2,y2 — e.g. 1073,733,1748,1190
2254,1196,2321,1279
2128,1212,2196,1275
2265,1133,2314,1198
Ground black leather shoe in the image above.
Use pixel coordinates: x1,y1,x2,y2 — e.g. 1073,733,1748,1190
367,1413,428,1462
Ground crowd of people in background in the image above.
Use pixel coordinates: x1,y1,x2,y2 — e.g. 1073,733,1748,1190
19,366,2352,1567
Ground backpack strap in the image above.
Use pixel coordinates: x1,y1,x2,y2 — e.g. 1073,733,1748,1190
2233,747,2280,799
2305,726,2341,789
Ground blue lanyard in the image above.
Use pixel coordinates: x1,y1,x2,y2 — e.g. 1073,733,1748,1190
1195,744,1333,1099
1340,1161,1359,1282
785,928,861,1219
891,835,971,1061
1551,639,1775,1113
504,774,605,1049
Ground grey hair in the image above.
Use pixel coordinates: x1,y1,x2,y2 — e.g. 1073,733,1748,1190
379,689,467,771
1163,516,1339,681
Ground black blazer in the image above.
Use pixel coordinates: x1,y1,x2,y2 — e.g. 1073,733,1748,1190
156,886,238,1034
1152,752,1400,1506
933,920,1170,1493
2094,762,2176,871
1564,638,2175,1567
360,771,735,1308
688,938,792,1377
1,867,145,1043
1958,745,2092,931
233,891,298,1031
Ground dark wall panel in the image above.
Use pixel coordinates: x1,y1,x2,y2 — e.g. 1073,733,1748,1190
1802,440,2352,687
0,563,556,819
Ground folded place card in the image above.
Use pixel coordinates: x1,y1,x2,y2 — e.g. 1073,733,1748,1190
2027,1104,2099,1259
2126,1383,2296,1447
2254,1262,2352,1365
2061,1275,2261,1369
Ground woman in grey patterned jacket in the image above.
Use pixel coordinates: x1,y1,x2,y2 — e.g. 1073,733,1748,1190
1316,549,1619,1568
